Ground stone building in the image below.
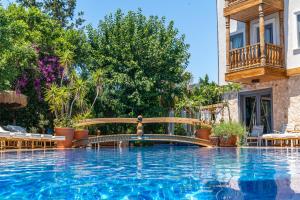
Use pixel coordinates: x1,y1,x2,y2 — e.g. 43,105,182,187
217,0,300,132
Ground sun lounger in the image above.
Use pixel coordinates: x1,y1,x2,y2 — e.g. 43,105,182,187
0,126,65,149
262,124,300,147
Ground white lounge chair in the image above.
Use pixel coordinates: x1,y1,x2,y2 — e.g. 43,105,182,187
262,124,299,146
0,125,65,149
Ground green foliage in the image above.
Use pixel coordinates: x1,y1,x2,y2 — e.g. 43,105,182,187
196,123,212,130
44,70,104,128
87,9,190,119
174,124,187,136
212,122,245,137
0,4,75,91
176,74,241,114
0,4,91,128
16,0,84,28
29,126,38,133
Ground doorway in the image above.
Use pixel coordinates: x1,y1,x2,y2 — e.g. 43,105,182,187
240,89,273,134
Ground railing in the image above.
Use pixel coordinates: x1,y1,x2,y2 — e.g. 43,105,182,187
265,43,283,67
89,134,212,147
226,0,248,7
228,43,283,72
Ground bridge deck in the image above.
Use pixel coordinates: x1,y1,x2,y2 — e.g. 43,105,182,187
88,134,212,147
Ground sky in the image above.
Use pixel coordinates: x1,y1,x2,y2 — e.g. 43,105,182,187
3,0,218,83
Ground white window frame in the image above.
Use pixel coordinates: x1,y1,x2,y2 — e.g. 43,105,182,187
295,11,300,50
251,18,278,45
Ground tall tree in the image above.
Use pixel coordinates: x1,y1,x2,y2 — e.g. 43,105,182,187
0,4,89,128
87,9,191,118
16,0,84,28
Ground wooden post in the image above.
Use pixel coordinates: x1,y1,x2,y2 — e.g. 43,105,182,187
17,140,22,149
259,3,266,66
226,16,231,71
279,11,285,66
246,21,251,46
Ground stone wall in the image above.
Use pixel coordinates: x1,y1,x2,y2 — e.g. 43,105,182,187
287,76,300,126
223,92,239,122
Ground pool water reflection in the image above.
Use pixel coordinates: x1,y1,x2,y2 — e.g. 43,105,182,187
0,146,300,199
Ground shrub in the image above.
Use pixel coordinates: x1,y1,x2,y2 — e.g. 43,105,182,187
212,122,245,137
196,123,212,130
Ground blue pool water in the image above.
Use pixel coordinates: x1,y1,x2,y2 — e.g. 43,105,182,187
0,146,300,200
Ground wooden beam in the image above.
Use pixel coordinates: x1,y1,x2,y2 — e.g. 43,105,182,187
224,0,261,17
224,0,283,22
225,66,287,83
287,67,300,77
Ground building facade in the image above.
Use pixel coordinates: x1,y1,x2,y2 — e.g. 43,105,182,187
217,0,300,133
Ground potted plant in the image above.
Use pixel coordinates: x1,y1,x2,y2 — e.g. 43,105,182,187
38,114,49,134
195,123,212,140
45,69,104,148
212,122,245,147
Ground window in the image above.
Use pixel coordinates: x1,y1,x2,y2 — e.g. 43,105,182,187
256,24,274,44
230,33,244,49
297,14,300,48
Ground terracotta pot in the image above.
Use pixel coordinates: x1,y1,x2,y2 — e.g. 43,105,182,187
219,136,237,147
74,129,89,140
196,129,211,140
55,127,75,148
73,129,89,147
210,136,220,147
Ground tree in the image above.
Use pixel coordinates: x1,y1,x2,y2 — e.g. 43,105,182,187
0,4,89,128
175,74,241,124
87,9,191,119
16,0,84,28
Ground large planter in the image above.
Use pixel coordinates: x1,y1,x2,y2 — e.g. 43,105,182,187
196,129,211,140
210,136,220,147
55,127,75,148
219,136,237,147
74,129,89,140
74,129,89,147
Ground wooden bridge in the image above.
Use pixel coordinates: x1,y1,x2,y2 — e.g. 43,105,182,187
74,117,212,148
88,134,212,147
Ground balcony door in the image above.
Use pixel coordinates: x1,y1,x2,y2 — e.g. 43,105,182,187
240,89,273,134
230,33,244,49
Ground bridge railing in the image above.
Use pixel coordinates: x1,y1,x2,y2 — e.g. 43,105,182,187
89,134,212,147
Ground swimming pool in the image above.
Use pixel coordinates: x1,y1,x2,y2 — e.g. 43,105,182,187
0,146,299,200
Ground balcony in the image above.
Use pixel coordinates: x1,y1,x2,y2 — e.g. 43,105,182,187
225,43,286,83
224,0,284,22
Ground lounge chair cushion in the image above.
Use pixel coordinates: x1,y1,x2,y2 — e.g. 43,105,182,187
4,125,27,133
0,126,10,133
